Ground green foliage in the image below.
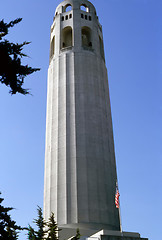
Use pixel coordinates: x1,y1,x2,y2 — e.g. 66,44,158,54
0,193,62,240
0,18,22,40
46,213,58,240
28,225,37,240
0,193,61,240
28,210,60,240
0,18,40,95
28,206,46,240
71,229,81,240
0,192,23,240
75,229,81,240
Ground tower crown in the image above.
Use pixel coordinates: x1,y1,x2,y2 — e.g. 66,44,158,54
49,0,105,61
54,0,96,16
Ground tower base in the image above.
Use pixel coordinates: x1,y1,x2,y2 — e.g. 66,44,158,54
58,228,148,240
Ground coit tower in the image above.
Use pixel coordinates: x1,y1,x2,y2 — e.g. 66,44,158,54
44,0,120,235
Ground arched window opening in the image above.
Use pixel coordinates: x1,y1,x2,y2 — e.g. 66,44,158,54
80,4,89,12
61,27,73,49
99,36,104,60
50,36,55,58
64,4,72,12
82,27,92,48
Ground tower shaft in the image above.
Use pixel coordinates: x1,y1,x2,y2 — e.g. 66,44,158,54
44,0,120,232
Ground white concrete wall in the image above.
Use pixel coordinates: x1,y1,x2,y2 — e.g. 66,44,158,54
44,0,120,232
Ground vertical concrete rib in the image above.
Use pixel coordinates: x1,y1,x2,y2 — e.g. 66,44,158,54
44,67,53,220
57,55,67,224
50,58,59,220
66,52,77,224
49,63,54,218
75,53,89,223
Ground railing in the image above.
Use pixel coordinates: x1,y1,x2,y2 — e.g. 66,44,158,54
60,46,73,52
60,46,94,52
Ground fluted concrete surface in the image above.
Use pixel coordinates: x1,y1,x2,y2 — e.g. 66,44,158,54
44,0,120,232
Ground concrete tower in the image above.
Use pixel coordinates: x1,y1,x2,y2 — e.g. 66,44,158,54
44,0,148,239
44,0,120,231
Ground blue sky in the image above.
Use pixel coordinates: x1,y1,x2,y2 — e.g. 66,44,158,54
0,0,161,239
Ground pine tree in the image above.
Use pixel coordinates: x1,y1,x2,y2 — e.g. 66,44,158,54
0,18,40,95
75,229,80,240
71,229,81,240
0,192,23,240
27,206,46,240
46,213,59,240
28,225,37,240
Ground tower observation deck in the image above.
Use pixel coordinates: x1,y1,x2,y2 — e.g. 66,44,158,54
43,1,148,240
